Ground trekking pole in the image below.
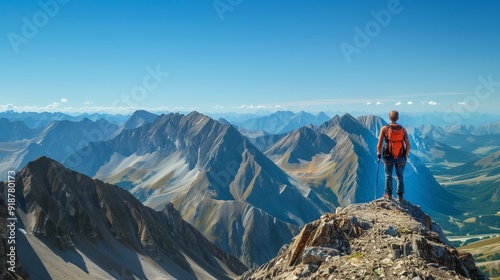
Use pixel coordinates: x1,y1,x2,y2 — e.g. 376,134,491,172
375,158,380,200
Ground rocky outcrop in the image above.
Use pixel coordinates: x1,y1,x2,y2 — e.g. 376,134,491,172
238,199,487,280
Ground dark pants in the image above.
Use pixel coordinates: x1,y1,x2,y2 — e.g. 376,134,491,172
383,156,406,195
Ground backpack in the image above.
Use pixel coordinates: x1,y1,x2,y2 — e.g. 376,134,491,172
384,124,406,159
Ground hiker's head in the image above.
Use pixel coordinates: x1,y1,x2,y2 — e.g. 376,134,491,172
389,110,399,122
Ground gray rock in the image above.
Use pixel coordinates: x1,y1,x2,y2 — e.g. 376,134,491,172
302,246,340,264
385,226,399,237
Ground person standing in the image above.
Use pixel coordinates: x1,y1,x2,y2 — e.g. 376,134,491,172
377,110,410,202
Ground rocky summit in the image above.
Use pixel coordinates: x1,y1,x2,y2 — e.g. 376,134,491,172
237,199,486,280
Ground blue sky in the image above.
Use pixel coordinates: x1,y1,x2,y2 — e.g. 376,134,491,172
1,0,499,115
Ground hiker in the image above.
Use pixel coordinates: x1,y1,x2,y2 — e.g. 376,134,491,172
376,110,410,202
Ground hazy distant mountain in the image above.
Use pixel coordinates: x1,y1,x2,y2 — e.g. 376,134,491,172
415,124,447,138
77,112,130,125
0,110,131,128
112,110,159,136
438,121,500,136
0,118,34,142
0,110,79,128
65,112,324,267
122,110,159,129
441,124,476,134
0,118,118,176
219,117,270,139
414,128,500,157
206,111,275,123
4,157,246,279
235,111,331,134
390,112,500,127
404,126,481,170
474,120,500,135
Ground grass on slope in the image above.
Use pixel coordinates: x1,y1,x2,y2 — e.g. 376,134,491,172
459,236,500,279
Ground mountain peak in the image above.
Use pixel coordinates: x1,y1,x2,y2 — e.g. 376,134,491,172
120,110,159,131
339,112,356,123
26,155,62,171
316,111,330,119
318,113,367,137
131,109,159,119
13,157,247,279
238,199,485,279
186,110,206,118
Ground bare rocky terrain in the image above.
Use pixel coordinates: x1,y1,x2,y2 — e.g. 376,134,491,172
238,199,487,280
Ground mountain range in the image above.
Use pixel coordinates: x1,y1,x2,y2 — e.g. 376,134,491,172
1,109,498,273
0,118,118,177
0,118,35,142
1,156,246,279
64,111,323,267
60,111,469,266
0,110,129,128
232,111,331,135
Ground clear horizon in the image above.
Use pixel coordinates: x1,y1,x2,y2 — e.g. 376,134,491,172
2,108,500,121
1,0,500,115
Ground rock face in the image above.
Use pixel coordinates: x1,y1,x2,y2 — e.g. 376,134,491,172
9,156,246,279
238,199,487,280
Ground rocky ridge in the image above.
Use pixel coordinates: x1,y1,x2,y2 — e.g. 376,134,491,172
10,156,246,279
238,199,486,280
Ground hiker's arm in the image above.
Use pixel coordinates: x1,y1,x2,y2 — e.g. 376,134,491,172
377,127,385,157
404,130,410,157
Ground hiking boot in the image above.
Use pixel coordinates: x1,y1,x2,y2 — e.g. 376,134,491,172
397,193,404,202
383,193,392,200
